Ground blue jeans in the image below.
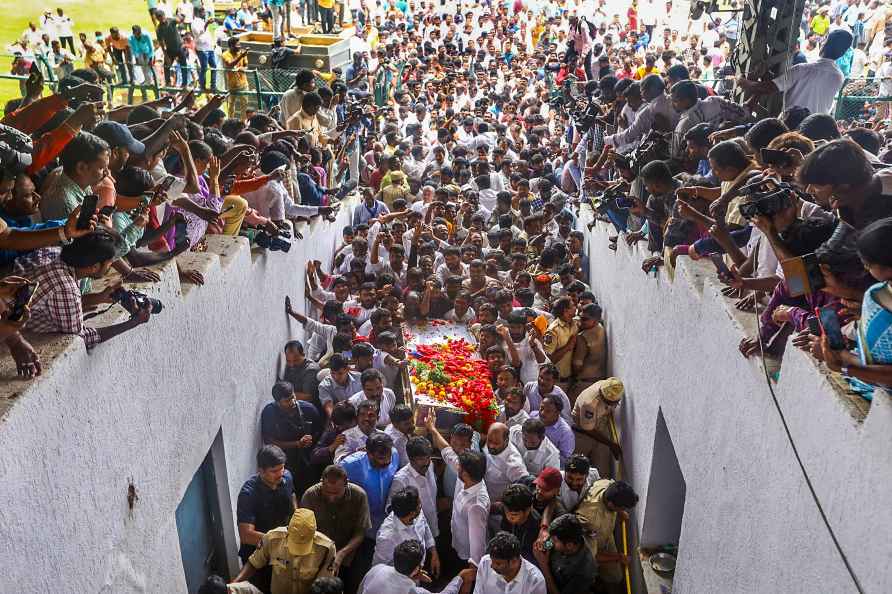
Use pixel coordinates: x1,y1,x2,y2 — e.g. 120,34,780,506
198,50,217,90
691,226,753,256
605,207,630,233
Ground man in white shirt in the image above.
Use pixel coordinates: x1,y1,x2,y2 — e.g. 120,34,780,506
473,532,547,594
389,436,439,538
737,28,853,115
484,422,530,503
384,404,415,467
497,387,531,429
334,401,379,463
360,540,473,594
509,418,561,476
373,485,440,575
559,454,600,511
349,368,397,428
604,75,680,149
449,450,491,566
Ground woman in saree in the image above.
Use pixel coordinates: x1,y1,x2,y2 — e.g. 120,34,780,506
814,218,892,399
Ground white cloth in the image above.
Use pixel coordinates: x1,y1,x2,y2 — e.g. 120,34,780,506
472,555,547,594
451,480,491,565
384,424,411,467
242,179,319,220
511,336,542,385
334,425,371,463
497,408,531,430
558,468,600,511
509,425,562,476
349,388,397,428
372,511,436,566
484,443,530,501
360,564,463,594
772,58,845,115
389,463,439,537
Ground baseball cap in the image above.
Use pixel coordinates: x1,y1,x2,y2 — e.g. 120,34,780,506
286,509,317,556
93,121,145,155
534,467,563,491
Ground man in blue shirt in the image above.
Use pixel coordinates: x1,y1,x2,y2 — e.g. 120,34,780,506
128,25,154,101
352,187,389,226
339,431,399,592
340,431,400,536
261,380,324,499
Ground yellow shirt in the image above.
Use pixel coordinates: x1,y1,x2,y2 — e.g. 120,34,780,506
223,49,249,90
84,46,108,69
634,65,660,80
248,529,336,594
318,0,334,8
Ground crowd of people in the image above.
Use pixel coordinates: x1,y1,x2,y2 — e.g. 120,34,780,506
2,0,892,593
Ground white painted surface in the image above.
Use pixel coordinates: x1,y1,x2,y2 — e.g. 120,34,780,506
584,219,891,594
0,205,352,594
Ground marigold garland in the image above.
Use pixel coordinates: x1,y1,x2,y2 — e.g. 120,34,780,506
408,338,500,433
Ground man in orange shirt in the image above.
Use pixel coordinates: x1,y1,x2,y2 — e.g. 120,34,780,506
106,27,133,84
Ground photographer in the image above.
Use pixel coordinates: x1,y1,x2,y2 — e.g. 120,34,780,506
735,192,839,358
16,227,155,349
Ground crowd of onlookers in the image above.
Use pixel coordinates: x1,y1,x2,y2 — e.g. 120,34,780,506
3,0,892,593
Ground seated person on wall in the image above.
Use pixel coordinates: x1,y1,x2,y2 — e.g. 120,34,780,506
15,226,157,349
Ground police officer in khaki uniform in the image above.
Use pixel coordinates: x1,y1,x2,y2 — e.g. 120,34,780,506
543,297,579,392
575,479,639,592
570,303,607,403
570,378,624,479
233,508,337,594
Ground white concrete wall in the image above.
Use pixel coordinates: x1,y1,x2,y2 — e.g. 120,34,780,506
0,204,352,594
584,219,891,594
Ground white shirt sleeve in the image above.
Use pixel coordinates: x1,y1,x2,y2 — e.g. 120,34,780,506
771,63,804,92
467,504,489,566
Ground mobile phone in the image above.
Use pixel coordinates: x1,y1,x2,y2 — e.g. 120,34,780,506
709,253,731,278
98,205,115,218
157,175,176,193
780,253,825,298
760,148,792,167
7,281,38,322
77,194,100,230
817,306,846,350
806,315,821,336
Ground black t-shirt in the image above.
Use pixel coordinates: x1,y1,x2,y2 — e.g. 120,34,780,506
500,509,542,566
236,472,295,560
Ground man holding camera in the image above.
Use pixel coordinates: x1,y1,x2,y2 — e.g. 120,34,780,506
15,227,155,349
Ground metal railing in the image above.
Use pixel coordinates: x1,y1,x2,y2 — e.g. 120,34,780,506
0,53,314,112
833,77,892,122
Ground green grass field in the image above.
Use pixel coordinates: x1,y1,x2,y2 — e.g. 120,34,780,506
0,0,153,108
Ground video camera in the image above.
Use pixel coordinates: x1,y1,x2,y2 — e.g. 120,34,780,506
110,288,163,316
592,183,631,215
255,228,292,252
736,174,807,220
